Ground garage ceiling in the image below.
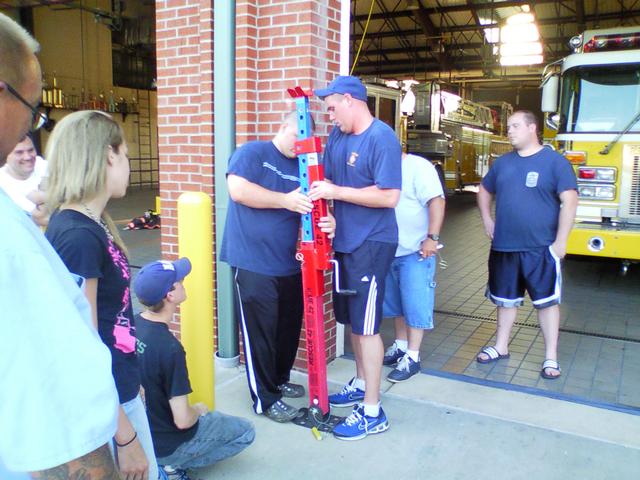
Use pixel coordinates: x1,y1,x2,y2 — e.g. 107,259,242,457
350,0,640,85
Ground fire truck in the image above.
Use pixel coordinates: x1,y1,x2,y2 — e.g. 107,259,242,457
406,82,512,190
541,27,640,274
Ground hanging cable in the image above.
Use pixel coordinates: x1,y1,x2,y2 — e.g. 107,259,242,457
350,0,375,75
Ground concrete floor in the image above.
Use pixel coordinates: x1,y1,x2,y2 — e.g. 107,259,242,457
193,358,640,480
112,186,640,479
367,191,640,411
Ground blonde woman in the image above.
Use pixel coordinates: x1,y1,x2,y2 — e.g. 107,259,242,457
45,111,157,480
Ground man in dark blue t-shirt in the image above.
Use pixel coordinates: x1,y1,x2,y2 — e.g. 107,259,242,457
477,110,578,380
220,112,335,423
311,76,402,440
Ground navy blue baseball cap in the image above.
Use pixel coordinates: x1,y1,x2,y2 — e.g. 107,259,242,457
315,75,368,102
134,257,192,305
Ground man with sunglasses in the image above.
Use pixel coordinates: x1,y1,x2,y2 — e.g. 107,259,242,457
0,13,120,480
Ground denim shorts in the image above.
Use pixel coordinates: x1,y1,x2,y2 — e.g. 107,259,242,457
383,252,436,329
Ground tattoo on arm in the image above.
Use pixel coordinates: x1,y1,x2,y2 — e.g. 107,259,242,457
30,444,119,480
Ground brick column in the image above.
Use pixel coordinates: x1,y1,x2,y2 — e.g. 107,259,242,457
236,0,341,367
156,1,342,365
155,0,215,336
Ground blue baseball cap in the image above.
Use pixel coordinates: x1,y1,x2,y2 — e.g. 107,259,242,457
315,75,368,102
134,257,192,306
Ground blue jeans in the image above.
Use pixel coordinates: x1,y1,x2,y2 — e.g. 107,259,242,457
112,395,158,480
157,411,255,469
383,253,436,329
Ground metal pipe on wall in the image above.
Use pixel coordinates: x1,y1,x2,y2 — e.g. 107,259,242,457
213,0,239,363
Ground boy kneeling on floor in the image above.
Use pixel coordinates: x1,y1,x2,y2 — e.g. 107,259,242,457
134,258,255,480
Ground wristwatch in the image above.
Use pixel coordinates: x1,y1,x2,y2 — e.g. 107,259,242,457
427,233,440,242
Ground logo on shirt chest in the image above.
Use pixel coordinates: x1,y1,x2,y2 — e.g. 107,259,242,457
347,151,359,167
525,171,539,187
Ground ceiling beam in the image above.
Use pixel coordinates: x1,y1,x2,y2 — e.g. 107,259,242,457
357,9,640,39
410,1,452,70
360,36,572,59
575,0,586,32
352,0,558,22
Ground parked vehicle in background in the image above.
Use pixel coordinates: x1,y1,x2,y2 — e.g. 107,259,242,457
542,26,640,274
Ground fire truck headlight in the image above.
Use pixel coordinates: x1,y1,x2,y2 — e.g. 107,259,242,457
578,184,615,200
596,168,616,181
578,185,595,197
595,185,615,200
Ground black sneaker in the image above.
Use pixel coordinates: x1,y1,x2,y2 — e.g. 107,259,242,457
278,382,305,398
263,400,299,423
383,343,406,366
387,354,421,383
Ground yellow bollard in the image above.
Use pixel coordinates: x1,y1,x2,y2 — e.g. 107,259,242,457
177,191,215,410
155,195,161,215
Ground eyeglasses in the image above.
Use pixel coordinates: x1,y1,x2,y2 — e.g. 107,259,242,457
4,82,49,131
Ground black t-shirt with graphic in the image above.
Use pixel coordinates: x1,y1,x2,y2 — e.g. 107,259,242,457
46,209,140,403
135,314,198,457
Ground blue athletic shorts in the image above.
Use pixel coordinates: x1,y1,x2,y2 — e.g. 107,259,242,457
333,240,397,336
486,246,562,309
383,253,436,329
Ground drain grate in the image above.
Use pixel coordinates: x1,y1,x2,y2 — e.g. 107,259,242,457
434,309,640,344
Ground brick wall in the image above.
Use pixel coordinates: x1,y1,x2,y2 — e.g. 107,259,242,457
155,0,215,336
156,0,342,364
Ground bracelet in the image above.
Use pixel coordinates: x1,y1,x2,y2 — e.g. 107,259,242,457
115,431,137,448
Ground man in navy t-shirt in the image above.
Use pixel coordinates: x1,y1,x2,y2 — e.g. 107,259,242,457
477,110,578,380
220,112,335,423
311,76,402,440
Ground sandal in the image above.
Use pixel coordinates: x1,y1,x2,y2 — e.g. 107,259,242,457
540,359,561,379
476,346,510,364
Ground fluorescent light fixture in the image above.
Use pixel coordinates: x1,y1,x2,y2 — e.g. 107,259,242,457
501,23,540,43
506,13,535,25
499,12,543,66
499,54,543,66
484,27,500,44
500,42,543,56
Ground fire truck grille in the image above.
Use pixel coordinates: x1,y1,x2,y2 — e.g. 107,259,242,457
632,154,640,216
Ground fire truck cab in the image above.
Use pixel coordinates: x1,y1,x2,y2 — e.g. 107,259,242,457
542,27,640,274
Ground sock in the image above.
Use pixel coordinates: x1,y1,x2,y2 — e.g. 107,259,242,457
363,402,380,417
352,377,366,391
407,349,420,362
395,339,408,352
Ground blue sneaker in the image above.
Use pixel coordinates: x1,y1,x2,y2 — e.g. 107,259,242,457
383,343,406,366
387,354,421,383
333,404,389,441
329,378,365,407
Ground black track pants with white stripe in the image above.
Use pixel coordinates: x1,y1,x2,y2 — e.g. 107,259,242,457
232,268,303,414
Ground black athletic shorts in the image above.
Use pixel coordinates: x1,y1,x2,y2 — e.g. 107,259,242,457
486,246,562,309
333,240,397,335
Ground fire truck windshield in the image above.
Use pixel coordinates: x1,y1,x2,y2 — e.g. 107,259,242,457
559,63,640,133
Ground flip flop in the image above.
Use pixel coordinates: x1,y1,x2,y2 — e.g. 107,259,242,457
476,346,510,364
540,359,561,379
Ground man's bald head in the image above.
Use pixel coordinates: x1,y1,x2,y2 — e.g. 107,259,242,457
0,13,42,163
0,13,40,87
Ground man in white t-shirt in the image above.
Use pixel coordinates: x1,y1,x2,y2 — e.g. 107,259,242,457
0,12,119,480
382,152,446,382
0,134,46,214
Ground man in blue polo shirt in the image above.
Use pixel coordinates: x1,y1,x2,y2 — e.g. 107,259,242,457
310,76,402,440
477,110,577,380
220,112,335,423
